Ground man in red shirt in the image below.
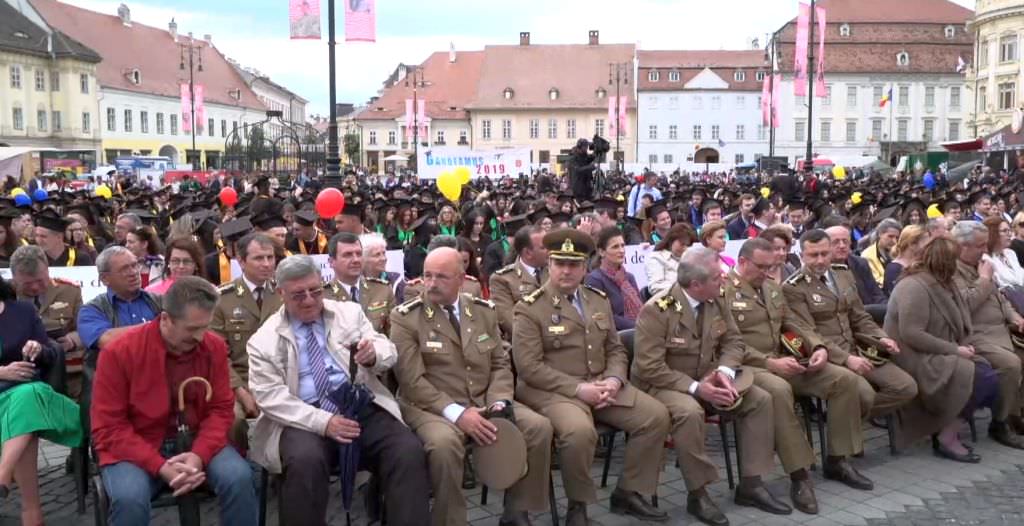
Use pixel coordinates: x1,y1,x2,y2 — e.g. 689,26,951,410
91,276,257,526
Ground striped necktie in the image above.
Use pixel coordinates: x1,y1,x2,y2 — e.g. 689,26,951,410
303,322,340,414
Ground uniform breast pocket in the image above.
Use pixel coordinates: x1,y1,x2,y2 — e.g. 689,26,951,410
475,337,499,354
421,341,452,365
226,320,254,343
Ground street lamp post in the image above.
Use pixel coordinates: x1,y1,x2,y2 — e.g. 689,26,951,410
406,68,426,173
609,63,629,174
803,0,817,174
324,0,342,189
179,32,203,168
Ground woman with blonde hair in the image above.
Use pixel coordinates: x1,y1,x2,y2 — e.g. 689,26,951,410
699,220,734,273
882,225,929,296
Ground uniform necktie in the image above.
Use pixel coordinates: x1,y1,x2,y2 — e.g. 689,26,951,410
444,304,461,335
303,322,339,414
33,296,41,310
567,293,584,318
821,273,837,295
350,285,359,303
254,286,264,311
534,268,543,285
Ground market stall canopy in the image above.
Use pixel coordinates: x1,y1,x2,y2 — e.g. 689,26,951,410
941,138,983,152
382,154,409,162
983,124,1024,152
0,146,57,162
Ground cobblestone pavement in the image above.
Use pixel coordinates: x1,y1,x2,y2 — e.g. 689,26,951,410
8,410,1024,525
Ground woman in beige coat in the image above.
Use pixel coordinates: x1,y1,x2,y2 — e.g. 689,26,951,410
884,236,999,463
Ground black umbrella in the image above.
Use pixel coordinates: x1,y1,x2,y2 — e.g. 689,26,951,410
327,343,376,524
175,376,212,526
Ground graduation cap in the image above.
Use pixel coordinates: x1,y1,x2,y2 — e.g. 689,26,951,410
576,201,595,214
527,208,550,224
220,218,253,242
645,199,670,219
549,212,572,226
701,198,722,214
594,198,620,213
503,213,531,235
340,201,366,219
969,190,991,207
125,208,159,226
294,209,319,226
35,208,69,233
751,198,772,217
408,214,436,236
784,195,807,210
251,210,286,230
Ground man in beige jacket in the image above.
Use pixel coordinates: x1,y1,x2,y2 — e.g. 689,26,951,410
247,255,430,525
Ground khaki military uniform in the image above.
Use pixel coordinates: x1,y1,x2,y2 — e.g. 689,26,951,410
210,278,283,447
783,265,918,419
489,261,547,338
23,279,84,399
512,283,669,504
323,277,395,334
631,283,773,491
391,294,552,526
724,271,865,466
402,275,483,303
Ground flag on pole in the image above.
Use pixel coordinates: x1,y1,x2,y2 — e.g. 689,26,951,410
417,99,428,138
194,84,205,132
180,84,192,132
289,0,321,40
618,95,628,136
345,0,376,42
607,96,617,137
879,87,892,108
793,2,810,97
814,5,827,97
404,99,414,140
771,74,782,129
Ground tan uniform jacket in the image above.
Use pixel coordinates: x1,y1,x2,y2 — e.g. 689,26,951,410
323,277,395,334
783,265,886,366
489,261,547,338
403,276,483,303
390,294,511,423
511,283,635,408
631,283,745,393
722,270,825,368
211,278,283,390
25,279,84,372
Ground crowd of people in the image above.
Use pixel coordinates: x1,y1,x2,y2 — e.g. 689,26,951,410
3,162,1024,525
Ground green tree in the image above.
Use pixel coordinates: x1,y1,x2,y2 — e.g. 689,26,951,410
343,133,361,165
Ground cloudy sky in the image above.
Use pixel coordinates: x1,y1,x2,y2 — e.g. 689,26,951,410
63,0,975,117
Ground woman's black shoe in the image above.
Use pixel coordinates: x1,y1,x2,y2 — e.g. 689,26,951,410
0,484,8,498
933,442,981,463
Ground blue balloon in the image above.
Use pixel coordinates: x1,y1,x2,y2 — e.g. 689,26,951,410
14,194,31,207
32,189,48,202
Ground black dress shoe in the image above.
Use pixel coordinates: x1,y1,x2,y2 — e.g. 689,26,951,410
990,421,1024,450
1008,415,1024,435
823,458,874,490
498,510,533,526
790,479,818,514
461,453,477,489
566,500,589,526
609,488,668,522
687,492,729,526
735,483,792,515
933,442,982,463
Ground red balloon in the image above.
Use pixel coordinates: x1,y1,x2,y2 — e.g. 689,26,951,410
219,187,238,207
316,188,345,218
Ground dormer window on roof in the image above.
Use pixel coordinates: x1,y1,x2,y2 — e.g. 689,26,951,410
503,87,514,100
13,31,29,39
839,23,851,37
668,71,680,82
896,51,910,66
944,25,956,39
596,87,607,99
549,88,559,101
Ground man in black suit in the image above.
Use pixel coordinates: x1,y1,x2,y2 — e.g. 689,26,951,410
825,225,887,325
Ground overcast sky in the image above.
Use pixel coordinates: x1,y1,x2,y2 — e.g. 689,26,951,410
63,0,975,117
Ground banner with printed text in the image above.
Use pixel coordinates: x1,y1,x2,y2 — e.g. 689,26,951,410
289,0,321,39
416,147,531,180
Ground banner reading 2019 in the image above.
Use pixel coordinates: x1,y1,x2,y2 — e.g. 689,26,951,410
417,146,531,179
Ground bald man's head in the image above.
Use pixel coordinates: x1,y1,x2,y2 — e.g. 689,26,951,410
824,225,852,263
422,247,465,305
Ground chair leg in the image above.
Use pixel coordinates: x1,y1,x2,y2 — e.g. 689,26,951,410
73,446,87,514
968,414,978,443
481,484,488,506
800,399,816,471
732,419,743,481
652,491,658,508
886,414,898,456
815,398,828,464
549,468,559,526
600,433,615,489
718,420,735,490
258,468,269,526
92,475,109,526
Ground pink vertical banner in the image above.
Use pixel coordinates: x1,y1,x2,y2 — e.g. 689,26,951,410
607,97,617,137
618,96,628,136
772,74,783,128
194,84,206,132
345,0,375,42
180,84,192,132
814,6,827,97
404,99,414,139
793,2,810,97
416,99,428,138
761,75,771,125
289,0,321,40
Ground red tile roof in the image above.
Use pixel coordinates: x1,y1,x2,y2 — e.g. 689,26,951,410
638,50,769,91
355,50,484,121
31,0,264,110
468,43,636,110
779,0,973,25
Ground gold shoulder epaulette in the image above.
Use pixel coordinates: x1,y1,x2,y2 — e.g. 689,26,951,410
831,263,849,271
494,265,515,275
396,296,423,315
655,294,675,311
583,284,607,298
365,276,389,285
472,297,495,309
218,283,236,294
784,270,810,286
522,287,545,304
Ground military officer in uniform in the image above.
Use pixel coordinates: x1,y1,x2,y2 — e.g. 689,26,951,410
9,245,85,398
287,209,329,255
35,209,94,267
324,232,395,334
725,238,869,513
391,247,553,526
490,224,549,338
403,236,484,301
784,229,917,424
633,244,789,526
513,229,669,525
209,232,283,447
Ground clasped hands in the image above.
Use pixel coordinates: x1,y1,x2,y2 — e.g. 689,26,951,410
158,452,205,497
575,377,622,409
695,370,739,407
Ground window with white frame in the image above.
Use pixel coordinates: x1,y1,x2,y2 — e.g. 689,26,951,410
872,119,883,140
547,118,557,139
756,71,766,81
648,154,658,164
735,154,744,164
693,125,702,140
648,125,658,140
34,69,45,91
668,71,680,82
106,108,115,131
980,40,990,68
664,154,673,164
9,65,21,89
50,71,59,91
758,125,766,140
11,107,22,130
140,111,148,133
923,119,934,141
949,119,961,141
999,82,1016,110
795,121,806,141
368,130,377,145
436,129,445,144
847,86,857,107
502,120,512,139
736,95,745,109
669,125,678,140
170,114,178,135
711,125,720,140
711,96,721,110
529,119,539,139
822,85,832,106
898,86,910,107
840,23,851,37
567,119,576,139
897,119,909,141
387,130,396,145
648,70,659,82
1001,35,1018,62
925,86,935,107
459,129,468,144
846,120,857,142
481,120,491,140
80,73,88,94
156,113,164,134
819,120,831,142
52,111,61,132
82,112,90,134
595,119,605,137
734,71,745,82
736,125,745,140
37,109,47,131
980,86,988,111
896,51,910,66
123,109,132,132
872,85,883,104
950,86,961,108
945,25,955,39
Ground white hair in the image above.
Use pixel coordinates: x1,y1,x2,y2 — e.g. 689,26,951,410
359,233,387,256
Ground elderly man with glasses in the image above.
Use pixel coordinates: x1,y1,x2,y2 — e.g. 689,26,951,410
247,255,430,526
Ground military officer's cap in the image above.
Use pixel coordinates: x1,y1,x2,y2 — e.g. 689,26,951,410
474,417,528,490
544,229,594,261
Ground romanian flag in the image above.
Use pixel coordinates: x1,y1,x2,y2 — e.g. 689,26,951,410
879,87,892,108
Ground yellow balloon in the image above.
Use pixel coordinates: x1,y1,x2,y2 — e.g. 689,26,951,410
454,166,471,185
832,165,846,180
436,171,462,203
95,185,112,199
851,192,862,205
10,188,24,197
759,187,770,199
927,203,942,219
